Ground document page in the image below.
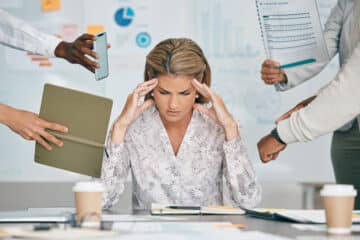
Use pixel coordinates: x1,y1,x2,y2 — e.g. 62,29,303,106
256,0,329,68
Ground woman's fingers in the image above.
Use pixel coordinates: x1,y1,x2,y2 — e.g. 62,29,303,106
133,79,158,97
193,103,210,115
137,78,158,88
191,79,212,99
32,133,52,150
39,129,63,147
194,104,218,123
136,99,155,117
39,118,68,133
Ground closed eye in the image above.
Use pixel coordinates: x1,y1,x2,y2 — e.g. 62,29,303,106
179,91,190,96
159,89,170,95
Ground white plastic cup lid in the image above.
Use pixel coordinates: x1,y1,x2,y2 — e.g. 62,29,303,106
320,184,357,197
72,181,105,192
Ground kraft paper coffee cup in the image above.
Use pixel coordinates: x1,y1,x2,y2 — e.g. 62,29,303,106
73,181,104,227
320,184,357,234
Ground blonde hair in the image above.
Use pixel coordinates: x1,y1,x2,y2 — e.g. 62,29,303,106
144,38,211,103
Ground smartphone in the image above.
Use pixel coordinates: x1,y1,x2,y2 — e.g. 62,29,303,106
94,32,109,81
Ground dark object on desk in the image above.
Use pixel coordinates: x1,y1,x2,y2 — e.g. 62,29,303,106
151,203,245,215
34,84,113,178
167,206,201,210
33,224,52,231
245,209,294,222
245,208,360,224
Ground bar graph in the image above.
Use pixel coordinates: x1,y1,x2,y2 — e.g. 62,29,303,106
193,0,261,58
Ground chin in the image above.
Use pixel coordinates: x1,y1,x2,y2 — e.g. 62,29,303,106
158,112,182,123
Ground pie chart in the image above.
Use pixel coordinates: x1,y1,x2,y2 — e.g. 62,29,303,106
114,7,135,27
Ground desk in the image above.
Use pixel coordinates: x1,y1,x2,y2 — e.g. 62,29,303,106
1,209,360,239
112,210,360,239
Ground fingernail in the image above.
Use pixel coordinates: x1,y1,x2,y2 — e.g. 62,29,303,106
96,63,100,68
48,147,52,151
95,53,99,59
59,142,64,147
64,127,69,133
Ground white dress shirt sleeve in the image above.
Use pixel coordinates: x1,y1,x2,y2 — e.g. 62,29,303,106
277,40,360,144
0,9,61,57
275,0,345,91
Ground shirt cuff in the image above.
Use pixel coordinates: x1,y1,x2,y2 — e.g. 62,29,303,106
274,81,288,91
45,35,62,57
277,119,299,144
223,136,243,155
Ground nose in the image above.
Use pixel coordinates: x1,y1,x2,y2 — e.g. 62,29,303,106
168,95,179,109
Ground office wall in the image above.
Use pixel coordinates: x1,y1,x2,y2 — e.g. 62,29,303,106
0,0,339,208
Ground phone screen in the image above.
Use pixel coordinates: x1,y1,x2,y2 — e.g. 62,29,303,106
94,32,109,81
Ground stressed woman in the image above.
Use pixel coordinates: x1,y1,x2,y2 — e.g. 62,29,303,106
101,38,261,210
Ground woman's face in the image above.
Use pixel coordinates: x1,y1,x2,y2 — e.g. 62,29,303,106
153,74,196,124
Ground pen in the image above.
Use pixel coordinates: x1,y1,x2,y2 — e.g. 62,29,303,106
167,206,201,210
278,58,316,69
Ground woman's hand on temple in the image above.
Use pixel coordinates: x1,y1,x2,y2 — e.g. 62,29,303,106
192,79,238,141
112,78,158,144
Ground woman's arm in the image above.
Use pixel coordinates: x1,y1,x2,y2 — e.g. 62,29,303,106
0,103,67,150
101,128,131,209
223,127,262,208
102,79,158,208
191,80,261,207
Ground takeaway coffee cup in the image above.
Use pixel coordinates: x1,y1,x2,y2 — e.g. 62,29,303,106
72,181,105,226
320,184,357,234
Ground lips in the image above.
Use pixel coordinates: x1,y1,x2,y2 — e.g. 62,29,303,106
166,110,181,116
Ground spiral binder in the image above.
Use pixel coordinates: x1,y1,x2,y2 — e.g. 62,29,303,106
255,0,271,59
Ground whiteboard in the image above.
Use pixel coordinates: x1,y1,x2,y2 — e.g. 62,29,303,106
0,0,339,182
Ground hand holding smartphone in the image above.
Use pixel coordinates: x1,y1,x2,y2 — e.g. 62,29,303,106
94,32,109,80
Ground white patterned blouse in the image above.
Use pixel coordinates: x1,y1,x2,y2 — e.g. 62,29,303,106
101,105,261,210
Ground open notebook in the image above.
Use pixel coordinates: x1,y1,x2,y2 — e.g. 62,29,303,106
246,208,360,224
151,203,245,215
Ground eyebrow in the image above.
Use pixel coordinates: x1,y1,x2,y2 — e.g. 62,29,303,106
159,86,192,94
